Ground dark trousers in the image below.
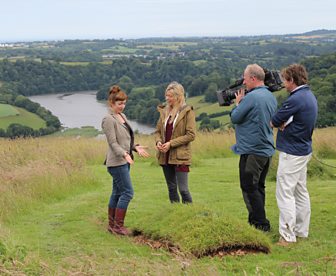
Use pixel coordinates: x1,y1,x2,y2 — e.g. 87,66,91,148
162,165,192,204
239,154,271,231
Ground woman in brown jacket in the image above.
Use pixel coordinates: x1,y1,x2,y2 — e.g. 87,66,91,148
155,82,196,203
102,85,149,235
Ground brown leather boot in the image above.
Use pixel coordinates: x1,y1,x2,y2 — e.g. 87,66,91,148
107,207,116,233
112,208,130,236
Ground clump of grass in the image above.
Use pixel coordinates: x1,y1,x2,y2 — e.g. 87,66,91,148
191,130,236,159
131,203,271,257
0,238,46,275
313,127,336,159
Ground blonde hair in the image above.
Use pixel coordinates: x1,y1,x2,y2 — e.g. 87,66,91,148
164,81,186,123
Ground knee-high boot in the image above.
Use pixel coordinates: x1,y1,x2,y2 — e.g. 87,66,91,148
113,208,130,236
107,207,116,233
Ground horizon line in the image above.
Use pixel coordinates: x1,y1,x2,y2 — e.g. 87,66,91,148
1,29,335,43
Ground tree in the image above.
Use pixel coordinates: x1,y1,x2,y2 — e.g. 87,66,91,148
204,83,218,103
6,123,34,138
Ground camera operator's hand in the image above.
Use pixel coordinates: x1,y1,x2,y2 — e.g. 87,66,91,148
235,88,245,105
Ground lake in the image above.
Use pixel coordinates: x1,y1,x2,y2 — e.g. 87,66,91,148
29,91,155,134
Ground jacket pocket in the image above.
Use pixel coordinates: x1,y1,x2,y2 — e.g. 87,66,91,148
176,145,191,160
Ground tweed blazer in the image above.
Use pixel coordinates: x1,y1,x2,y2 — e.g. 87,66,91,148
102,109,134,167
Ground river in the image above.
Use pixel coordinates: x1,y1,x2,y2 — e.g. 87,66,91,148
28,91,155,134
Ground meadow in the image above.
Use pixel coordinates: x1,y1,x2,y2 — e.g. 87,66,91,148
0,104,20,117
0,104,46,130
0,128,335,274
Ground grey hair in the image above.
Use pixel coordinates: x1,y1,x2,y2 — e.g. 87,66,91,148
245,64,265,81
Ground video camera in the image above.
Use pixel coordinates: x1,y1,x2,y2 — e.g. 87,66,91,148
217,69,284,106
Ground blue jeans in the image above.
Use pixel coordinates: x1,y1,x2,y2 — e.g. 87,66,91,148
107,164,134,209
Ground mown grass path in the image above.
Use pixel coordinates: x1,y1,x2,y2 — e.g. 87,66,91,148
5,158,336,274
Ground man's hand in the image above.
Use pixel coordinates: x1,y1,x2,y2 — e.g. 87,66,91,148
235,88,245,105
278,123,286,131
270,120,286,131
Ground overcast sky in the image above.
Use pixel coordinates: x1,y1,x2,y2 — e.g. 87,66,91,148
1,0,335,42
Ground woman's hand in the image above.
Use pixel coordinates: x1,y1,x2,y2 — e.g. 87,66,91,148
156,141,163,151
160,142,171,153
135,145,150,157
124,153,134,164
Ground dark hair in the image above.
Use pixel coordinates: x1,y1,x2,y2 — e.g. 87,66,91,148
108,85,128,104
281,64,308,86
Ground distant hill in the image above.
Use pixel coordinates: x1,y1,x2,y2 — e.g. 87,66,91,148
301,29,336,36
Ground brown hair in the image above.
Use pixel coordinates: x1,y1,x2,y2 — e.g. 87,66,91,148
281,64,308,86
108,85,128,104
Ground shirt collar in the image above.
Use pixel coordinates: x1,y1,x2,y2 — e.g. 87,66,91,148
291,84,308,93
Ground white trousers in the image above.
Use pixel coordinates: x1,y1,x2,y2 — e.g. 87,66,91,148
276,151,312,242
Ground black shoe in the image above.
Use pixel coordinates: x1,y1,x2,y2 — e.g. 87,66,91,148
251,222,271,232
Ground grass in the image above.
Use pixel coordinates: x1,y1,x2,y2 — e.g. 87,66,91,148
0,104,19,117
50,126,102,137
0,106,46,130
131,202,271,256
0,129,335,274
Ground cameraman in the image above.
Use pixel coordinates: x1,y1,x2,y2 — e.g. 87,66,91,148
230,64,277,232
271,64,318,245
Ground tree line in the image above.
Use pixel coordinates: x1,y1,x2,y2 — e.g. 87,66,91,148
0,36,335,130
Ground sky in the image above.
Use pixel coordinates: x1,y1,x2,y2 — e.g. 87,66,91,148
1,0,335,42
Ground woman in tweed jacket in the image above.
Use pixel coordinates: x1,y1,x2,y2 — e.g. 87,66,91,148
102,85,149,235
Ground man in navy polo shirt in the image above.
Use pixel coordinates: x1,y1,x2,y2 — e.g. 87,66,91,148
271,64,318,245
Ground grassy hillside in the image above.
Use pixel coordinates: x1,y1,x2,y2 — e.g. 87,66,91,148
0,129,335,274
0,105,46,130
0,103,20,117
187,95,231,128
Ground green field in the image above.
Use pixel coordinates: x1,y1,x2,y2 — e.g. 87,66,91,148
0,130,335,274
0,103,20,117
101,45,137,54
0,105,46,130
187,95,233,127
